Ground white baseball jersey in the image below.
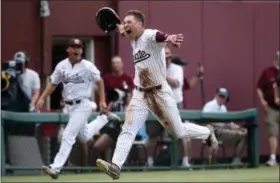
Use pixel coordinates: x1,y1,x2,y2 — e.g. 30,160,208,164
131,29,166,87
50,58,101,101
202,98,228,113
166,63,184,103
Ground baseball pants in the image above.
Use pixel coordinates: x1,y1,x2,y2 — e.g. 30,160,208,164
50,99,108,172
112,82,210,168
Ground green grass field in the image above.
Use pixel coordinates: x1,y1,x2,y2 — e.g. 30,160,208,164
2,166,279,182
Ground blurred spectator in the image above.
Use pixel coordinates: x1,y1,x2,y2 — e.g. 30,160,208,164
14,51,41,112
257,50,280,166
202,87,247,164
103,55,134,111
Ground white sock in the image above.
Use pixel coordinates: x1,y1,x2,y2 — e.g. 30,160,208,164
148,156,153,162
183,156,189,163
270,154,276,160
85,115,108,140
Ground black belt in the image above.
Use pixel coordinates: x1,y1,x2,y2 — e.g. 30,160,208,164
135,85,162,92
64,99,81,105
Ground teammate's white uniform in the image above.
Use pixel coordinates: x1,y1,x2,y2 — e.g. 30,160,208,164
111,29,211,168
49,58,109,172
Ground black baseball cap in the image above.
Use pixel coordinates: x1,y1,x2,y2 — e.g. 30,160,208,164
171,56,188,66
68,38,83,48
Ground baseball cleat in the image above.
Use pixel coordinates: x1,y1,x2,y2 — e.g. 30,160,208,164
105,112,121,122
96,159,120,180
41,165,59,179
205,125,219,152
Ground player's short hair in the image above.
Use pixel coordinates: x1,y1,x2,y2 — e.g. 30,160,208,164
126,10,145,24
111,55,122,62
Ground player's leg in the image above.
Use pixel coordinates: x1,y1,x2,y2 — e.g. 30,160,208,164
43,109,92,178
266,106,279,166
78,112,120,142
96,98,149,179
149,89,218,150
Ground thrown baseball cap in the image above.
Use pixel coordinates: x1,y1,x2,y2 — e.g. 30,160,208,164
216,87,229,98
68,38,83,48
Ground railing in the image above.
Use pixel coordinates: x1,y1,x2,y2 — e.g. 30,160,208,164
1,108,259,175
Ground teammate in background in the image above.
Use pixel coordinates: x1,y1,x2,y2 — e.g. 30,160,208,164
36,38,120,179
96,10,218,179
257,50,280,166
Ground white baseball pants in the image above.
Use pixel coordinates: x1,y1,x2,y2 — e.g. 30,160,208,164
50,99,108,172
112,82,210,169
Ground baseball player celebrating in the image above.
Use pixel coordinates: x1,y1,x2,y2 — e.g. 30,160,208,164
96,10,218,179
36,38,120,179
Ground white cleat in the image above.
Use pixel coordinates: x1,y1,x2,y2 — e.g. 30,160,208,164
266,159,278,167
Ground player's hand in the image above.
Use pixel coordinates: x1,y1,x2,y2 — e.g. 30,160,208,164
99,101,107,113
36,98,44,110
196,65,204,78
116,23,125,35
167,34,184,48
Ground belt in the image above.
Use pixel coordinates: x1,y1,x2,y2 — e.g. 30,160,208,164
64,99,82,105
135,85,162,92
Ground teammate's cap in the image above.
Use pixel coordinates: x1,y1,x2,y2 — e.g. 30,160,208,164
68,38,83,48
216,87,229,98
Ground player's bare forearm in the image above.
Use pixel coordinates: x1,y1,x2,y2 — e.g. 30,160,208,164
116,24,130,40
97,79,106,103
39,83,57,100
31,89,40,106
166,77,179,88
188,76,200,89
256,88,266,102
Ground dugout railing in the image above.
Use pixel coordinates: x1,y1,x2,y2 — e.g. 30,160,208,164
1,109,259,175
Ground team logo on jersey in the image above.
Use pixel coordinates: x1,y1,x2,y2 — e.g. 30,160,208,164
134,50,151,64
63,73,84,84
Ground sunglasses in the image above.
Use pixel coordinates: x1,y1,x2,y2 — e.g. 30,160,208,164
218,94,226,99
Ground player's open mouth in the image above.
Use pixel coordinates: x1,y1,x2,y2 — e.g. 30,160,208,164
126,29,132,34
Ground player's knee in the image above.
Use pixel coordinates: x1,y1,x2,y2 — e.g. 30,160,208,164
62,131,76,145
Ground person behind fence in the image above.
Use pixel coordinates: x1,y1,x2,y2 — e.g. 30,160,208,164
256,50,280,166
202,87,247,164
103,55,134,111
2,51,41,135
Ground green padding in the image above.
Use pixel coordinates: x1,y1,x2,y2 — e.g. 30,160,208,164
200,108,257,122
0,108,259,176
1,108,257,123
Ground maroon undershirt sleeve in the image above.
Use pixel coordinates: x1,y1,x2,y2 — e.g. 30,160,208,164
155,31,168,42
